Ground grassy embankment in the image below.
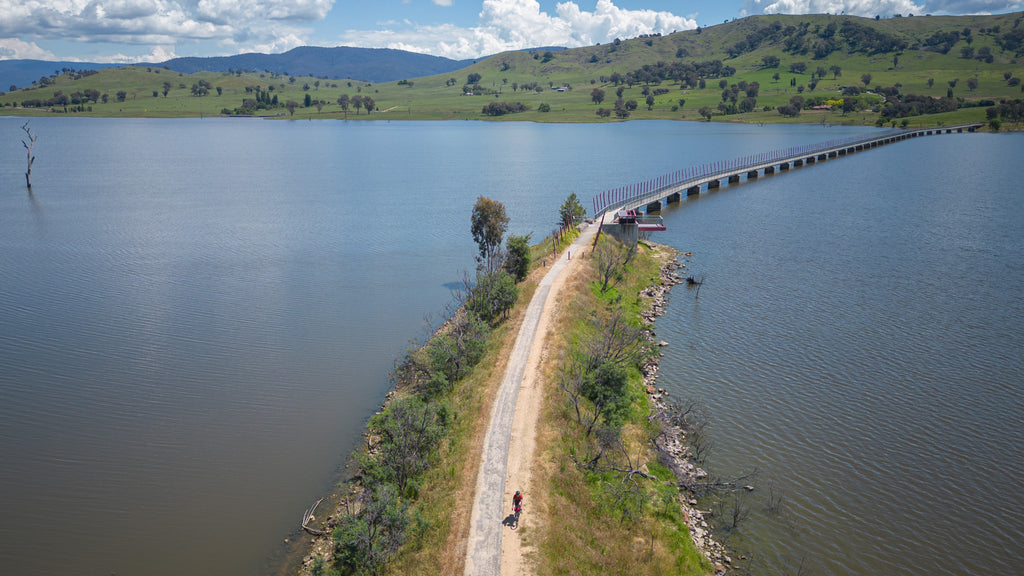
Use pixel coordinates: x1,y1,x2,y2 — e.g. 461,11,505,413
526,235,710,576
297,228,575,576
298,226,709,576
3,13,1022,128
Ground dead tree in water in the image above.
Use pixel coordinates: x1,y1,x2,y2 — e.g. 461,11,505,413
301,498,327,535
21,122,37,191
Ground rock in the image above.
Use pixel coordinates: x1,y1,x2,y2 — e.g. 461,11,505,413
743,485,754,491
658,340,669,347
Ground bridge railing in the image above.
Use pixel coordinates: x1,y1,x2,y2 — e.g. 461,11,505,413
591,125,975,218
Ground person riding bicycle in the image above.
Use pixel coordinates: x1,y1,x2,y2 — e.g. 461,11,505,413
512,490,523,512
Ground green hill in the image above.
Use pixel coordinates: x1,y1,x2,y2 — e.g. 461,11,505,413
3,12,1023,128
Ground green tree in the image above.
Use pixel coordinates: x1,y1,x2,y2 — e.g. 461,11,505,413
580,360,631,435
559,192,587,227
466,270,518,324
830,65,842,79
333,483,409,574
698,106,713,121
470,196,509,272
362,397,447,493
591,87,605,104
504,234,532,282
861,73,872,86
337,94,350,117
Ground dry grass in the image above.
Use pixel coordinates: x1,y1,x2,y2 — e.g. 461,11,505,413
530,241,712,576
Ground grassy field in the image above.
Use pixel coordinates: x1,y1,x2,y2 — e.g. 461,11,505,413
3,13,1023,128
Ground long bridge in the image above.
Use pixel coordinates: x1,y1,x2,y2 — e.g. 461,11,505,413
593,123,983,240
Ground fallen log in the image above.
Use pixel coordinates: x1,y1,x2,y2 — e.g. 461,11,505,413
301,498,327,536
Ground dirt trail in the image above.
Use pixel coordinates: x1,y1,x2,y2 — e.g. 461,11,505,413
463,219,602,576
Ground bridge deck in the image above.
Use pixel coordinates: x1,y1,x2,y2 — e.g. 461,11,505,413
594,123,983,220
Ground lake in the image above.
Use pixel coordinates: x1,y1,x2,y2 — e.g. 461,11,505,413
1,117,1020,575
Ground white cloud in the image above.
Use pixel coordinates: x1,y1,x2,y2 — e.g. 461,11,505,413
106,44,177,62
742,0,1021,18
340,0,698,59
743,0,923,17
0,38,57,60
0,0,332,59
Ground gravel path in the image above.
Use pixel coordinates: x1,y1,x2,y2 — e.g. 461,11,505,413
463,220,602,576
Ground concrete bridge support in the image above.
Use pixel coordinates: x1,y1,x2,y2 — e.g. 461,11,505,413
779,162,790,171
747,170,759,179
728,174,740,183
765,166,775,174
793,159,804,167
806,156,816,164
667,192,681,204
616,222,638,246
687,185,700,197
707,179,721,189
818,154,827,161
646,201,662,213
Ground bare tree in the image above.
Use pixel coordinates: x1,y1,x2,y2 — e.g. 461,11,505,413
21,122,37,190
580,308,648,371
594,239,624,292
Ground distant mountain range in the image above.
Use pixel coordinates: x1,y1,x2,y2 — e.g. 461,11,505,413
1,46,478,90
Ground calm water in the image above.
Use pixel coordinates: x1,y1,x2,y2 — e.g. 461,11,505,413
654,132,1024,574
0,118,1020,575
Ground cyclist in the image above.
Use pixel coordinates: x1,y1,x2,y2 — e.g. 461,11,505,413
512,490,523,512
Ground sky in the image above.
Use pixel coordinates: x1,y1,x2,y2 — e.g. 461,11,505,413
1,0,1021,63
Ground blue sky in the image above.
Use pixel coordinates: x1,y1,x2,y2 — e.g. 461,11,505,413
1,0,1021,63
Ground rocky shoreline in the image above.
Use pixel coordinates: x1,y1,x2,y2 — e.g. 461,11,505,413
638,245,731,576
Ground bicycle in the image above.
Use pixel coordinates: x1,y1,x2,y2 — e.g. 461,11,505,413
512,503,522,529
